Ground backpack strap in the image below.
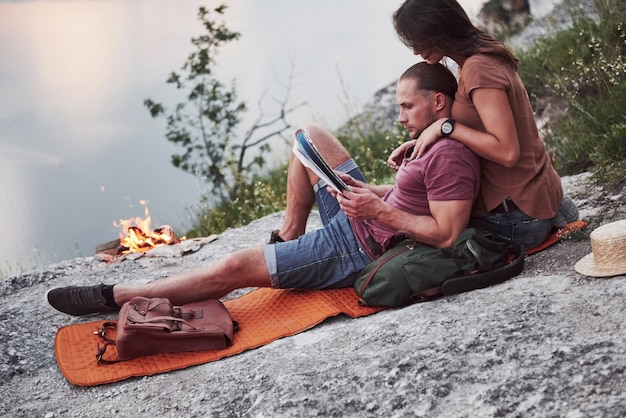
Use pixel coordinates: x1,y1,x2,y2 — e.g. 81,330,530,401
412,243,525,301
440,243,525,296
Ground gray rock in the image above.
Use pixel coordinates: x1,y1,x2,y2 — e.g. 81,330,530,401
0,173,624,417
509,0,598,50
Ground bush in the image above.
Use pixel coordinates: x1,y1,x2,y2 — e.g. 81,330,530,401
184,120,405,237
338,121,406,186
185,165,289,238
517,0,626,188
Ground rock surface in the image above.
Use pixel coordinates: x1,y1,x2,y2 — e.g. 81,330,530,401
0,173,624,417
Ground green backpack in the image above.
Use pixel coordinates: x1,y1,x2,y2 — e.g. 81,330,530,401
354,228,525,307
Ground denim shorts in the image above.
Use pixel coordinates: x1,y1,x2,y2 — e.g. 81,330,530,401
470,210,553,250
264,159,372,289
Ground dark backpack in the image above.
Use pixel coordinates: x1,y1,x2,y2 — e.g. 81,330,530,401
354,228,525,307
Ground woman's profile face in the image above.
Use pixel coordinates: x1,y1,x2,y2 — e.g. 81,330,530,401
412,46,444,65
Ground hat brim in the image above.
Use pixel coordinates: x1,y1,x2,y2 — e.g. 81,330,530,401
574,252,626,277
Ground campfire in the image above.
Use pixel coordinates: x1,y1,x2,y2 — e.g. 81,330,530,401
113,201,179,254
94,201,217,262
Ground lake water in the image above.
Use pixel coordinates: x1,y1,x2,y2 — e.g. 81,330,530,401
0,0,486,274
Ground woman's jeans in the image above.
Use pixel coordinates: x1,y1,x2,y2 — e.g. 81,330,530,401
470,196,579,250
470,211,553,249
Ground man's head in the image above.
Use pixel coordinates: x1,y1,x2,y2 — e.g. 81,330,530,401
396,62,457,138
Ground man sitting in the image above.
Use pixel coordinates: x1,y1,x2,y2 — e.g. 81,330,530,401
47,62,481,316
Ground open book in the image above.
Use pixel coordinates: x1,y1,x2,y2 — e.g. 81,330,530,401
292,128,352,194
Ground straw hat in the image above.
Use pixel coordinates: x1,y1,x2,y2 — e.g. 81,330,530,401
574,219,626,277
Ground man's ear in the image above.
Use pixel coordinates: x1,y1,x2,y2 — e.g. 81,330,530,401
434,92,447,111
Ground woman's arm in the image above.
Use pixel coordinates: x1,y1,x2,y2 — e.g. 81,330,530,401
412,88,520,167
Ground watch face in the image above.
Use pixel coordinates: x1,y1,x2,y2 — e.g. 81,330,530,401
442,122,453,135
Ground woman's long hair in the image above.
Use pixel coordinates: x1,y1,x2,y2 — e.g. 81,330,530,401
393,0,519,69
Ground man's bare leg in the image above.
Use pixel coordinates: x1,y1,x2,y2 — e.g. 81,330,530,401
278,124,352,240
112,247,271,306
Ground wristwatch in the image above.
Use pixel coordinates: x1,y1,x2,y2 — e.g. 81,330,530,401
441,118,455,137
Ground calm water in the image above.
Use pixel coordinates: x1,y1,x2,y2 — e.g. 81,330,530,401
0,0,486,274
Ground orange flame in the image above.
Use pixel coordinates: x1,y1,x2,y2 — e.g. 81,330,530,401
113,200,178,254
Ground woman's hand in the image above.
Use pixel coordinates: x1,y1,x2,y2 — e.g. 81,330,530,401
412,119,445,159
387,141,415,171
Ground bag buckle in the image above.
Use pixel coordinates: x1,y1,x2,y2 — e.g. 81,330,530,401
173,306,204,319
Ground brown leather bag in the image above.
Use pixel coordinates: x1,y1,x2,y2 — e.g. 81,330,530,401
95,296,238,363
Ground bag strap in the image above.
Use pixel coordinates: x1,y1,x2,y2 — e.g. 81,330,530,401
413,243,525,302
95,322,119,364
358,241,414,297
125,315,199,331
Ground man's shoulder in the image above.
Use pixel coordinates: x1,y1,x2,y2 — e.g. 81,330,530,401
426,139,480,173
430,138,477,158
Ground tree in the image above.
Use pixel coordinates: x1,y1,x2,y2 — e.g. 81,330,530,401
144,4,302,202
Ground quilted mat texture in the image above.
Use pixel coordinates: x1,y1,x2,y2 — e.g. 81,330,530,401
55,287,383,386
525,220,587,255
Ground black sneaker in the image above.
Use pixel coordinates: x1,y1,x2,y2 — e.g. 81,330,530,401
46,284,119,316
268,230,285,244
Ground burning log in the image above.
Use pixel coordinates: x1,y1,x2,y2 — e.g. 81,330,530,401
94,239,125,256
95,224,178,256
94,233,218,262
122,224,178,253
94,202,217,262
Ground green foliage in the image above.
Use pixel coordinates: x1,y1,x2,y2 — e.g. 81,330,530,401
146,2,301,217
144,4,250,201
517,0,626,188
338,115,407,185
185,163,289,237
184,118,403,237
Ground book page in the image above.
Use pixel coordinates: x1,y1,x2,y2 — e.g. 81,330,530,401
292,128,352,194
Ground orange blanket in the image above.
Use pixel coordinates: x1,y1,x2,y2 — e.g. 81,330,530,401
55,287,383,386
525,220,587,255
54,220,587,386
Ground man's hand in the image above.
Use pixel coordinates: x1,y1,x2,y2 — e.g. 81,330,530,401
336,172,364,188
326,172,363,199
327,172,392,200
336,187,384,220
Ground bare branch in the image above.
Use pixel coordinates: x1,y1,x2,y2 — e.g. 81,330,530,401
236,56,308,172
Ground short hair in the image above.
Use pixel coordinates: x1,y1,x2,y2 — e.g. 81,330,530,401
399,62,457,100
